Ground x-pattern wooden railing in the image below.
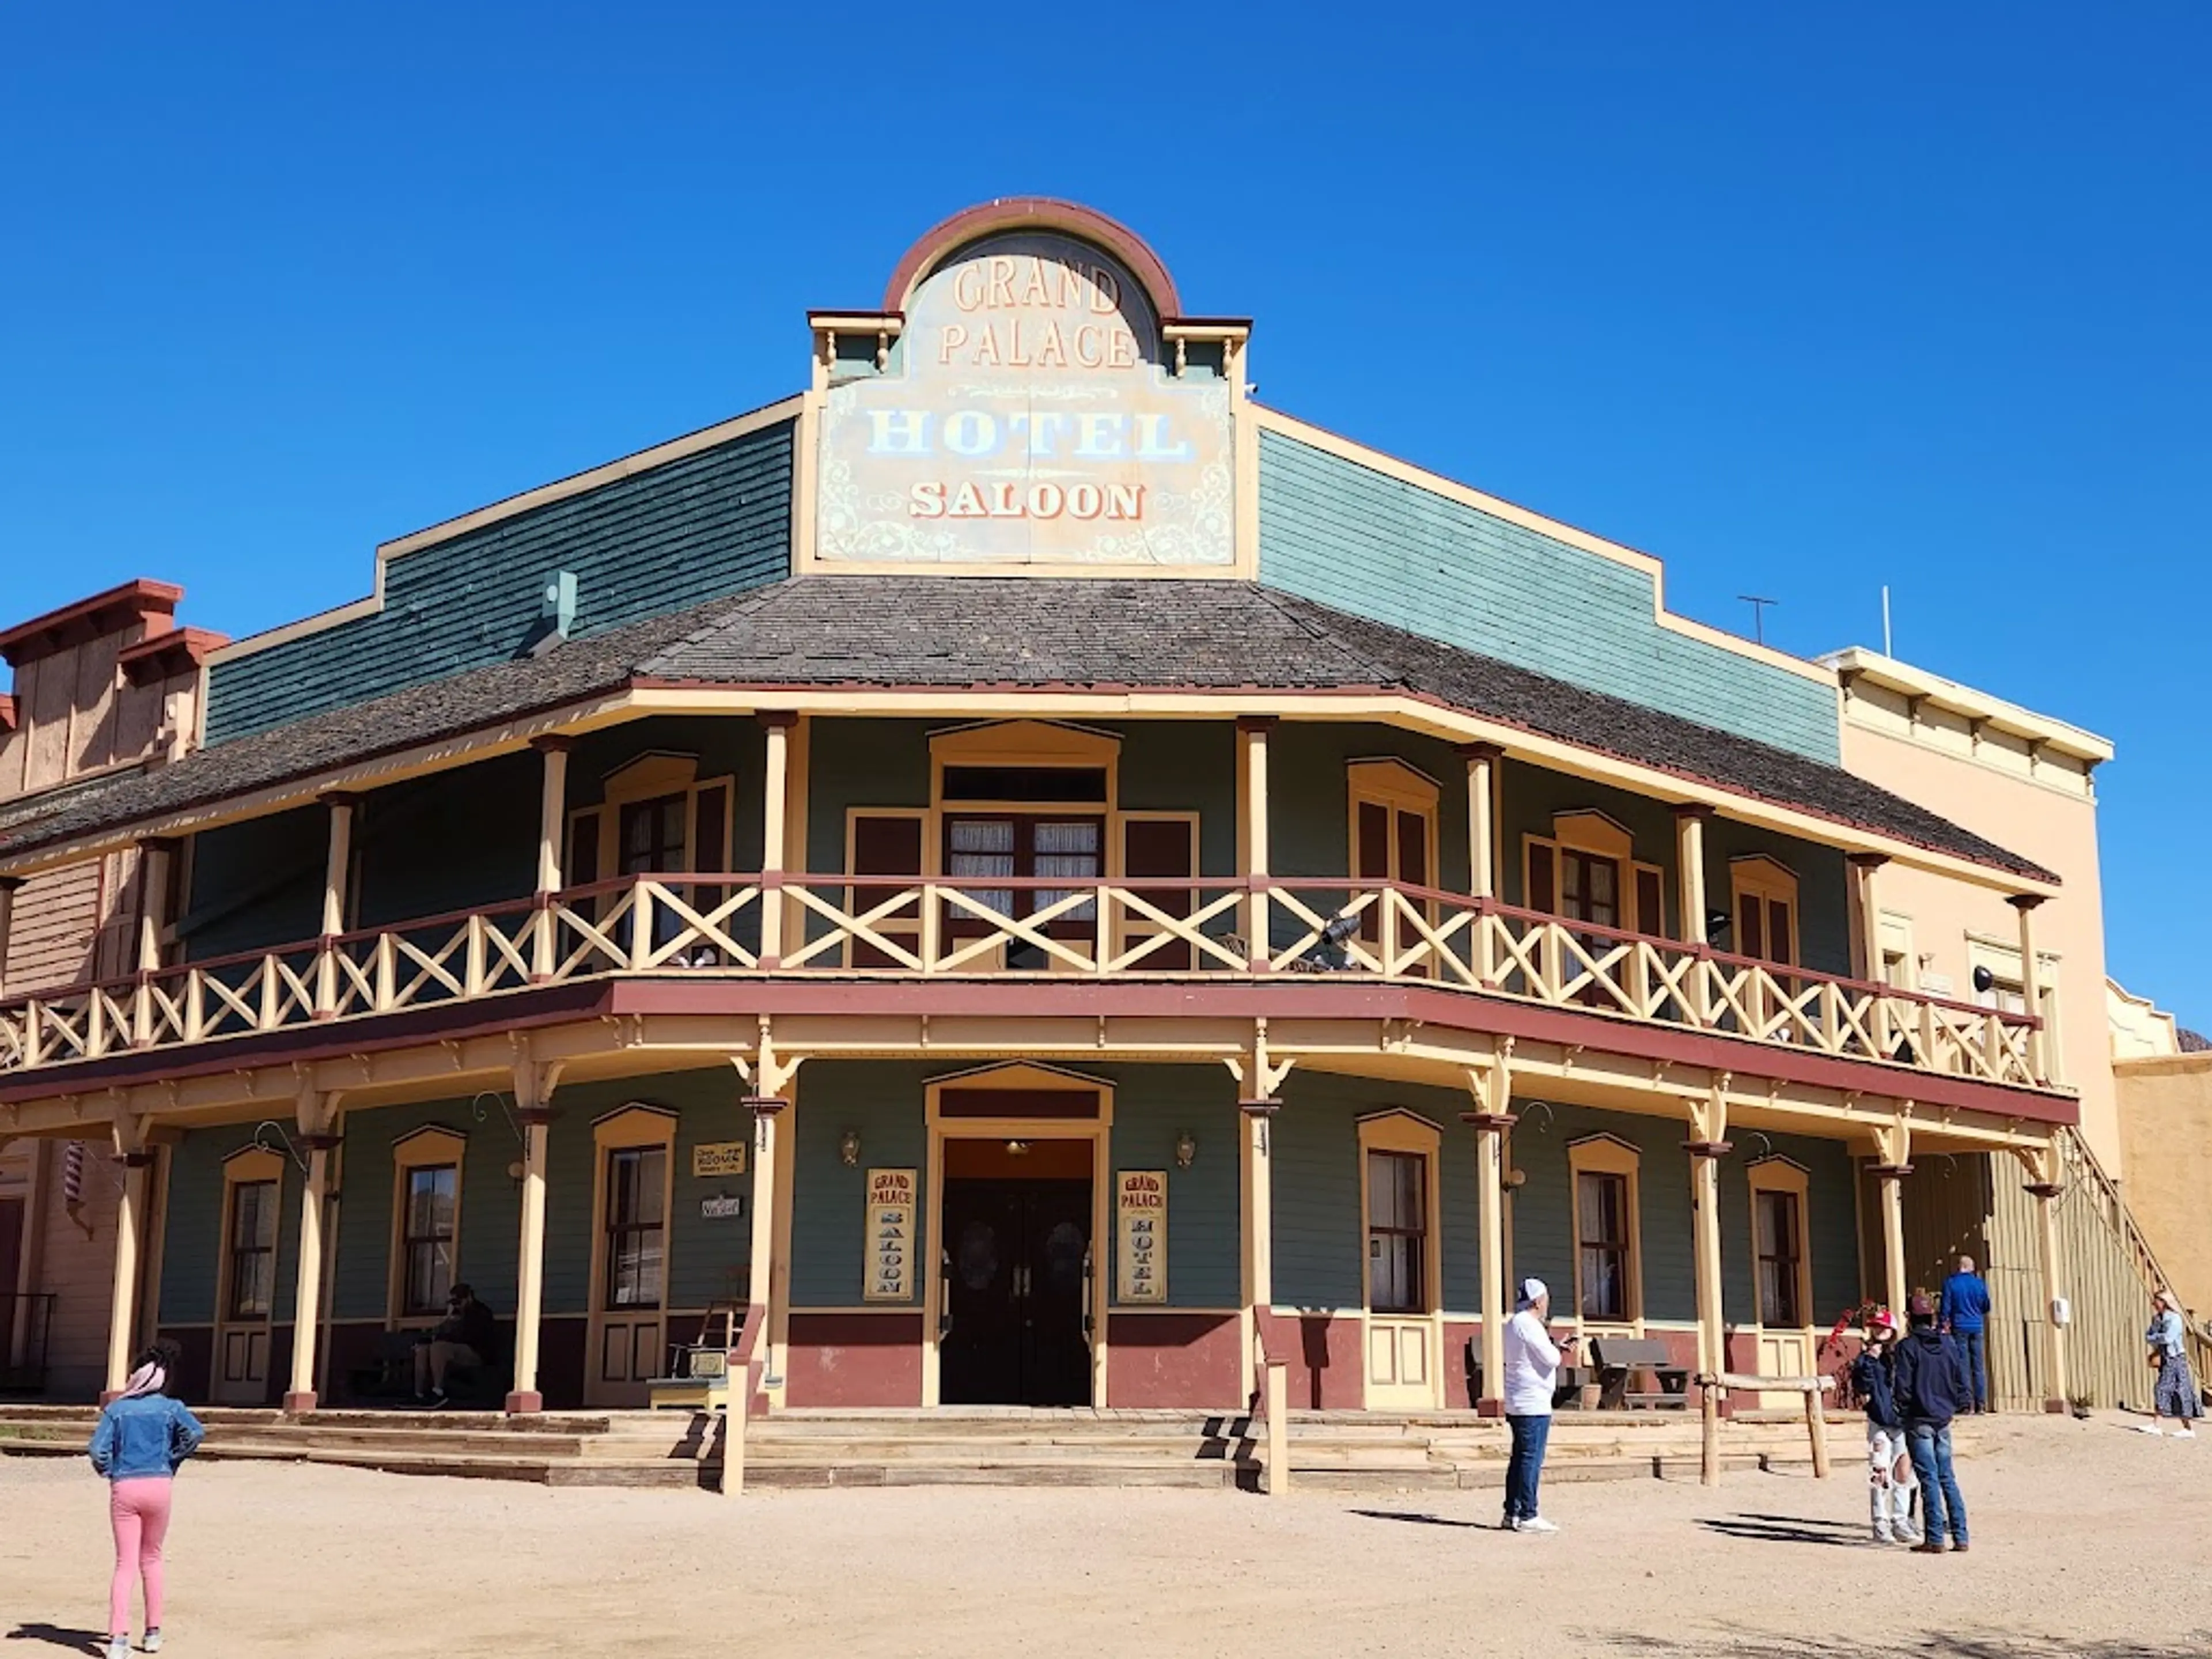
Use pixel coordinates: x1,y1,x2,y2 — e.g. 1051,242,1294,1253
0,873,2046,1090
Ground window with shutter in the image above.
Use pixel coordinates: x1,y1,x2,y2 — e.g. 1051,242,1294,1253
846,812,925,967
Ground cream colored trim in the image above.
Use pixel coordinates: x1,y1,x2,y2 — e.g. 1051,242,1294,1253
1,684,2058,897
1346,757,1441,811
387,1125,467,1325
1747,1156,1816,1333
1252,404,1834,686
1566,1133,1643,1330
1552,809,1634,862
922,1062,1114,1407
1821,646,2111,763
584,1103,679,1406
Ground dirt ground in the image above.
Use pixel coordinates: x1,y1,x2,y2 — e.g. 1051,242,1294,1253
2,1414,2207,1659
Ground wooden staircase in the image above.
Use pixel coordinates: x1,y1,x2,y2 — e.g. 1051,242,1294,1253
0,1403,1895,1493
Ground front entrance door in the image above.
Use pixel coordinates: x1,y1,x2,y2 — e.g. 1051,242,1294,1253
939,1179,1092,1406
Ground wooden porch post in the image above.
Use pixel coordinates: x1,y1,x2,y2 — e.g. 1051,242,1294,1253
134,842,175,977
1238,1094,1278,1406
1238,717,1274,972
1460,743,1502,900
1873,1166,1912,1315
1673,806,1711,945
2011,896,2048,1081
1848,854,1888,984
1464,1048,1515,1416
758,714,797,968
2022,1144,2070,1412
284,1092,340,1413
1686,1080,1730,1484
506,1058,563,1414
530,736,571,982
102,1116,151,1400
743,1089,788,1399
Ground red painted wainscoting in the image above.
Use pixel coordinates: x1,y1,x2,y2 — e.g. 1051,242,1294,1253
786,1313,925,1407
1105,1312,1242,1408
1258,1310,1366,1410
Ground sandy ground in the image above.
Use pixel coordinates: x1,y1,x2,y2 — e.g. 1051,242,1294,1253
3,1414,2208,1658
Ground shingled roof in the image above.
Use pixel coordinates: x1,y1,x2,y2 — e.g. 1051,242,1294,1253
0,577,2054,882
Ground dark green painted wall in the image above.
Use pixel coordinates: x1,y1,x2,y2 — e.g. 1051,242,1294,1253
181,807,326,962
204,418,795,745
790,1063,933,1308
329,1099,525,1320
157,1126,302,1325
353,753,540,928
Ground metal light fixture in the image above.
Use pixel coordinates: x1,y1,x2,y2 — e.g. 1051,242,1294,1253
1005,1139,1033,1157
839,1129,861,1168
1174,1130,1197,1169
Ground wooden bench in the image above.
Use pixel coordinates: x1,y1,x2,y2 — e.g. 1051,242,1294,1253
1463,1337,1587,1409
1589,1338,1690,1410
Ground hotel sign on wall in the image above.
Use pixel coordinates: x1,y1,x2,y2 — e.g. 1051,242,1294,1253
1116,1169,1167,1304
817,231,1234,567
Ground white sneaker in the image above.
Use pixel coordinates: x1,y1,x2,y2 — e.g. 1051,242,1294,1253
2174,1428,2196,1440
143,1634,163,1655
2135,1424,2165,1435
107,1639,130,1659
1515,1515,1560,1533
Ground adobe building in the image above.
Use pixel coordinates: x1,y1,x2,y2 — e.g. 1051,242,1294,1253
0,200,2093,1421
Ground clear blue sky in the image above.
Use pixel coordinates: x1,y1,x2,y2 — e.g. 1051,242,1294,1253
3,7,2206,1021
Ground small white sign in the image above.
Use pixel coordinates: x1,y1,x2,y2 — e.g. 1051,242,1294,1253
1117,1169,1167,1304
699,1194,744,1221
866,1168,917,1302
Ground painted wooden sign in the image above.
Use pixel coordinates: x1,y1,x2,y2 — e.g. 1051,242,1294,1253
699,1194,744,1221
1116,1169,1167,1304
818,231,1233,568
865,1168,918,1302
691,1141,747,1179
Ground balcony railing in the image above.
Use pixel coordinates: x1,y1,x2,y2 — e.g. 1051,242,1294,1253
0,873,2048,1092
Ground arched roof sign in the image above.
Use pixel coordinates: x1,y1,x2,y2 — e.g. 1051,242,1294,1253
882,197,1184,320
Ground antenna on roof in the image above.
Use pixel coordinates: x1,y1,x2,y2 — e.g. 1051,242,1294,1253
1881,586,1893,658
1737,595,1778,647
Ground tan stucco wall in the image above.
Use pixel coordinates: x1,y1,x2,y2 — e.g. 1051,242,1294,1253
1837,720,2119,1169
2115,1055,2212,1316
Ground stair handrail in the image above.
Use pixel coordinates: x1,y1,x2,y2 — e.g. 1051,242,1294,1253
2057,1127,2212,1387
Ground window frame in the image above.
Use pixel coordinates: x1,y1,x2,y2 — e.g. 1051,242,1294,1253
588,1105,680,1319
215,1147,287,1328
1729,855,1801,968
1567,1133,1643,1329
387,1126,468,1327
1747,1157,1815,1332
1522,810,1665,935
1355,1110,1444,1320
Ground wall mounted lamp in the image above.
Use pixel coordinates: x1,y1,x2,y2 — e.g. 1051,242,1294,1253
1174,1130,1197,1169
839,1129,862,1168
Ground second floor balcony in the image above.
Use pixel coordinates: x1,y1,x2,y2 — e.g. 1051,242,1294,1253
0,868,2054,1099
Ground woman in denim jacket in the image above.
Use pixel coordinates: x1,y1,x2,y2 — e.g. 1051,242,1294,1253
88,1346,206,1659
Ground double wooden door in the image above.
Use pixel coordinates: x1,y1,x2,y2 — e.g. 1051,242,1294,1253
939,1179,1092,1406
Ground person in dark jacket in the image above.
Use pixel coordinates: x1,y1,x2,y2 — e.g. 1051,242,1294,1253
1938,1255,1994,1413
1849,1309,1921,1544
412,1283,498,1405
1892,1293,1975,1553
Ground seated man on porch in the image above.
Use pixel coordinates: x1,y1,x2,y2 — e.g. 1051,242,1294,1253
412,1283,497,1407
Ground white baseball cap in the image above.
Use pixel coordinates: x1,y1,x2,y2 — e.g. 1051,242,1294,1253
1517,1277,1548,1308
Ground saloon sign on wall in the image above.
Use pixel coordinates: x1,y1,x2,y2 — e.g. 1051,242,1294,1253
817,230,1234,567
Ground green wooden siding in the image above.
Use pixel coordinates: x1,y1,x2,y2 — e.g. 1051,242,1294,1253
180,805,327,962
1107,1065,1239,1309
1257,427,1841,762
157,1127,300,1325
204,418,795,745
790,1063,932,1308
353,752,540,928
329,1100,525,1321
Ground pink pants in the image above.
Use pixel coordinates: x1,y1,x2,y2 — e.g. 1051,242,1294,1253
108,1476,172,1636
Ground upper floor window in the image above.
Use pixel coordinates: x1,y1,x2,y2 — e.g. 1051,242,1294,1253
1730,855,1799,967
1525,810,1664,937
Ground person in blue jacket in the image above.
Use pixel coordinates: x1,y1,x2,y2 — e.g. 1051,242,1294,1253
88,1346,206,1659
1892,1293,1976,1554
1938,1255,1993,1413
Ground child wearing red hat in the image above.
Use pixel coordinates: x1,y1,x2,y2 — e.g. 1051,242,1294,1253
1850,1308,1922,1544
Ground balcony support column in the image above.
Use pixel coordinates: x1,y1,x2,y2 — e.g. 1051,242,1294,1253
2010,895,2048,1082
530,736,572,982
744,1085,790,1407
758,714,797,969
0,874,21,995
1673,805,1712,945
1238,718,1275,972
314,794,358,1019
1462,1042,1516,1417
1868,1120,1912,1316
505,1055,565,1414
283,1090,341,1414
133,841,176,978
1460,743,1503,901
1847,853,1888,984
101,1116,153,1401
1237,1094,1278,1407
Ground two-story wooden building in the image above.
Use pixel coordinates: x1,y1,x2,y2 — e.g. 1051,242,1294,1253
0,199,2080,1421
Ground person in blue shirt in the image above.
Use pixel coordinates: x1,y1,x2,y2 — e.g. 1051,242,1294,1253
88,1346,206,1659
1938,1255,1993,1413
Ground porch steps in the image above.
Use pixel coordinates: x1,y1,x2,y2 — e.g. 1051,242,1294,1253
0,1403,1927,1493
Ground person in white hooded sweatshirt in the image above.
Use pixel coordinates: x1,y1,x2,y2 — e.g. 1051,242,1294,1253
1501,1278,1578,1532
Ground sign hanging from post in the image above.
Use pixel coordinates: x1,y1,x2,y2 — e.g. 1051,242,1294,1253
1116,1169,1168,1304
865,1168,918,1302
